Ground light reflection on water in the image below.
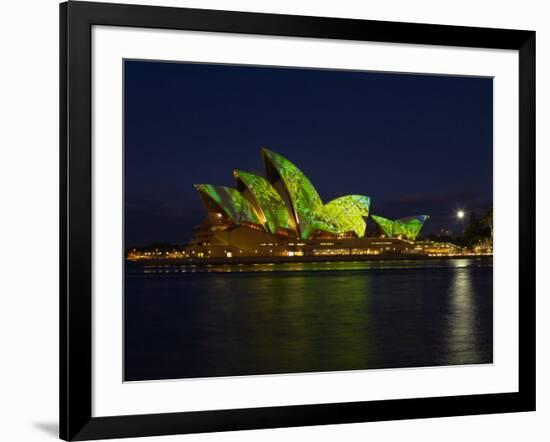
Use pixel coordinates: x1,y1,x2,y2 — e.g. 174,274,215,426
445,266,489,365
124,258,492,381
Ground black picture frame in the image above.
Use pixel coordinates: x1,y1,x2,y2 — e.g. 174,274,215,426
60,1,536,440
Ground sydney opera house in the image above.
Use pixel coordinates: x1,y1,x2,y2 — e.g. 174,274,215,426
184,148,430,261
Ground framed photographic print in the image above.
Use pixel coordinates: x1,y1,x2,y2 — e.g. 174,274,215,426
60,1,536,440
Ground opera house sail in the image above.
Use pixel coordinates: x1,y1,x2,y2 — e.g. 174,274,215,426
187,148,429,259
371,215,430,241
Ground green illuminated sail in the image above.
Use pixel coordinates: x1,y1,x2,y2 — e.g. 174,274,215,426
261,148,338,239
194,184,261,226
233,170,295,234
393,215,429,240
324,195,371,237
371,214,395,237
371,214,429,240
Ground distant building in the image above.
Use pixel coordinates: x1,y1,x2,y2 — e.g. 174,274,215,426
186,148,429,259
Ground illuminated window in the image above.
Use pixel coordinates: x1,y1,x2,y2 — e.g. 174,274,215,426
312,249,350,256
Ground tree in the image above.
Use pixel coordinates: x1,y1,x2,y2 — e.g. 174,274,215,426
481,207,493,239
461,210,492,247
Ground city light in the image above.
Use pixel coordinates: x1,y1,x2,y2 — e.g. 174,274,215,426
457,210,465,219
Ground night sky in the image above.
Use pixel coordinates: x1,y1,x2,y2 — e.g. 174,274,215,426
124,60,493,247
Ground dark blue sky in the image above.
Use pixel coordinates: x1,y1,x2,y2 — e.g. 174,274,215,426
124,60,492,247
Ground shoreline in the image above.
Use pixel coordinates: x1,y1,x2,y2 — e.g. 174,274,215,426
127,254,492,267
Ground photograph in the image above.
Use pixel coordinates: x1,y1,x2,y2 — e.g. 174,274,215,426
0,0,542,440
123,60,494,381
